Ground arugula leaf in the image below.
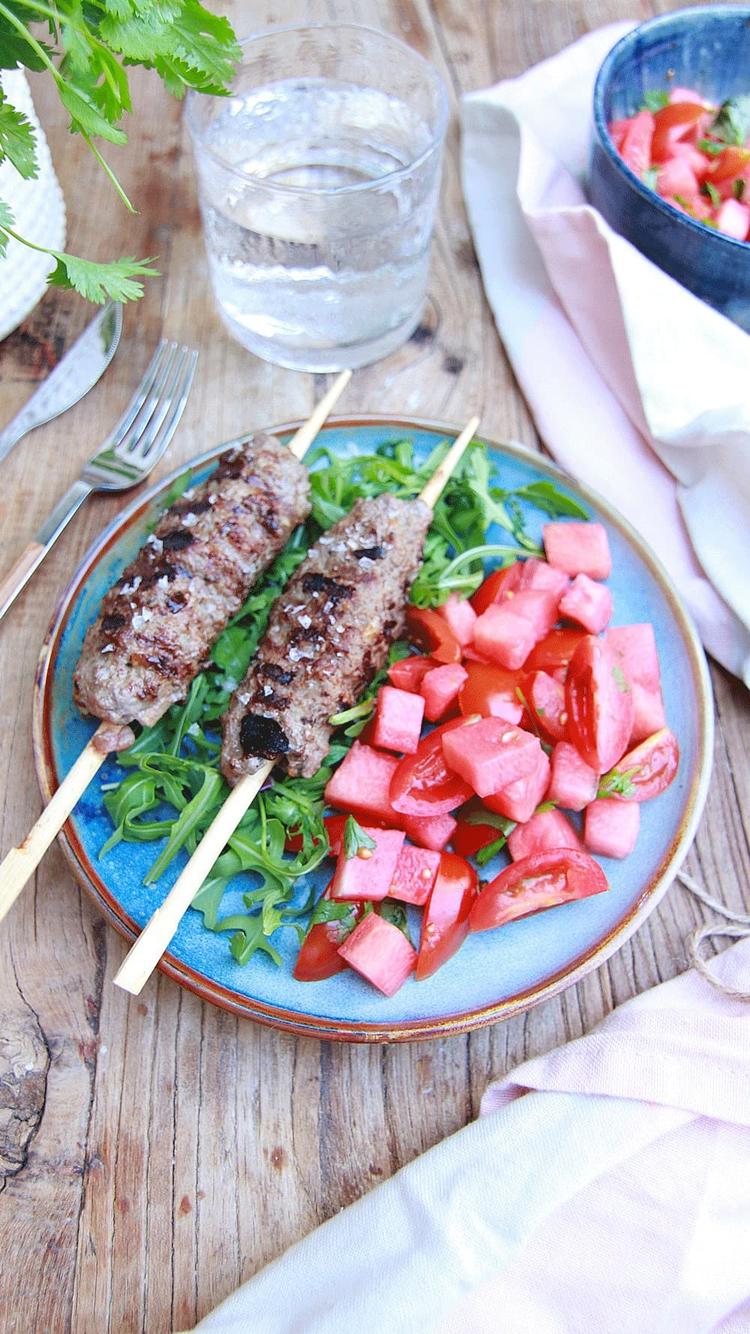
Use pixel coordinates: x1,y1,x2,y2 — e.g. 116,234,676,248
0,92,37,178
710,96,750,147
511,481,589,520
639,89,669,112
343,816,376,860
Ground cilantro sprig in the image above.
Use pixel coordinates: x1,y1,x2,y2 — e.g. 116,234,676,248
0,0,240,302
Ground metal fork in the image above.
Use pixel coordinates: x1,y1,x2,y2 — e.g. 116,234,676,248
0,340,198,622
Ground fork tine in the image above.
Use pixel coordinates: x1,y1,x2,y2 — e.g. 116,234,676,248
118,342,182,456
108,340,173,450
127,347,197,464
129,349,198,468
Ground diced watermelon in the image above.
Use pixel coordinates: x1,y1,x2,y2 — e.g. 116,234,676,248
584,798,640,859
656,157,699,198
605,624,660,691
620,110,654,177
324,742,402,827
402,812,457,851
559,573,613,634
388,844,441,906
546,741,599,812
462,644,493,664
436,594,477,646
473,605,539,670
494,557,569,603
609,117,630,152
330,826,405,902
716,198,750,240
442,718,543,798
524,669,568,742
668,86,708,106
337,913,416,996
483,748,551,824
543,522,612,580
420,662,468,722
630,681,667,744
668,141,710,179
508,808,583,861
372,685,425,754
500,588,558,638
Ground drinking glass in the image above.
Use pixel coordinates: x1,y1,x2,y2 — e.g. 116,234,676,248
186,24,448,371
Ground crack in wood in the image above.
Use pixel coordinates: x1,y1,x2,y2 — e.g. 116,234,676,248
0,991,51,1188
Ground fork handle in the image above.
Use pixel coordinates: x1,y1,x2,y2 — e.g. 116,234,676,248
0,479,92,621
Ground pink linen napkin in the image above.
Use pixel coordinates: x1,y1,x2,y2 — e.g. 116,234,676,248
460,24,750,687
191,939,750,1333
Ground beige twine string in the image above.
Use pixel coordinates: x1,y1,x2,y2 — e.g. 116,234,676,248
678,871,750,1003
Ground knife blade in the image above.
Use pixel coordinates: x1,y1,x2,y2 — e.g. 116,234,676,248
0,301,123,465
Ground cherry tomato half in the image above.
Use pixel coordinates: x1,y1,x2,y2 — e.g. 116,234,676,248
525,628,586,676
387,654,435,692
293,896,364,982
406,606,462,663
651,101,706,161
470,565,517,615
415,852,477,979
458,661,523,723
565,636,634,773
523,670,568,742
707,144,750,184
469,849,608,933
390,718,474,817
603,727,679,802
451,819,499,860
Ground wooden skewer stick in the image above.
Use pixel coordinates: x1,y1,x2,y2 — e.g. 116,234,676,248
113,414,480,996
0,371,352,927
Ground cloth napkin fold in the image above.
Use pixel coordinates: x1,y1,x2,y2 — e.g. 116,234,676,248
460,23,750,687
192,939,750,1334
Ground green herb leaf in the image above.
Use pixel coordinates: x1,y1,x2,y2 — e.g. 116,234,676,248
710,96,750,148
642,166,659,190
597,767,638,799
640,89,669,112
697,138,728,157
378,900,412,943
611,663,631,694
343,816,376,860
703,180,721,208
0,92,37,178
734,177,746,202
511,481,589,520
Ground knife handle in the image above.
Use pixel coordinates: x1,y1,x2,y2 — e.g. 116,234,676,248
0,479,91,622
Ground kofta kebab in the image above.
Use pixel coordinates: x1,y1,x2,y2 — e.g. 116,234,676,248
0,372,352,919
113,418,480,994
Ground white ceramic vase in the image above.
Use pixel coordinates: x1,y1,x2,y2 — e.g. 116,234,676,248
0,70,66,342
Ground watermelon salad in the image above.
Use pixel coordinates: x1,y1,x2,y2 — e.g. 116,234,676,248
293,519,679,996
609,89,750,239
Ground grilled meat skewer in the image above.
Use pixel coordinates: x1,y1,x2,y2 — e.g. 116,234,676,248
221,493,431,783
74,433,311,731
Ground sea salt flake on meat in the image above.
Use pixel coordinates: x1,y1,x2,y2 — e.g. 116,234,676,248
157,576,170,590
182,512,197,526
263,685,273,696
298,614,311,629
101,643,115,654
147,535,163,554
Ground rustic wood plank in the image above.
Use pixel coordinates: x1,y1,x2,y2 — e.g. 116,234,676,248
0,1,747,1331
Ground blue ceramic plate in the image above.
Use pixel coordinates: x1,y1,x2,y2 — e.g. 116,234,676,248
34,418,713,1041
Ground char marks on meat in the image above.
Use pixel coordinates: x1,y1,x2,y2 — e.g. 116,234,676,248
221,493,431,783
73,434,310,727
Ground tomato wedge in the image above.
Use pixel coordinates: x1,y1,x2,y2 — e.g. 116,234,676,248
651,101,706,161
707,144,750,184
390,718,474,816
525,628,586,676
406,606,462,663
451,819,499,860
523,669,568,742
469,849,608,933
293,896,364,982
387,654,435,692
470,567,513,615
458,661,523,723
565,636,634,773
601,727,679,802
415,853,477,980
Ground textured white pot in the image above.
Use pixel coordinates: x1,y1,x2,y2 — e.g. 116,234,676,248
0,70,66,342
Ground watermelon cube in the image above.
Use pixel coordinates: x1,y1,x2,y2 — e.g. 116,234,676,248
543,522,612,580
501,588,558,638
324,742,402,827
605,624,661,691
508,808,582,861
547,741,599,811
436,594,476,646
716,198,750,240
483,748,551,824
584,799,640,859
388,844,441,905
372,685,425,754
516,558,569,600
338,913,416,996
441,718,542,798
330,826,405,901
559,574,613,634
402,812,457,851
474,604,539,670
420,662,468,722
630,682,667,744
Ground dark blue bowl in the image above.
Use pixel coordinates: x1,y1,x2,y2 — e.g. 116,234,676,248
590,6,750,330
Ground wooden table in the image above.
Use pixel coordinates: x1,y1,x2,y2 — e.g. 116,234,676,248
1,2,747,1329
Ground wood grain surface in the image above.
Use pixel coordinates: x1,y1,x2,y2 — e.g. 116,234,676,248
1,2,747,1331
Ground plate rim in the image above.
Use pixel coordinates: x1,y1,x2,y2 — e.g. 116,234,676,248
33,413,715,1042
